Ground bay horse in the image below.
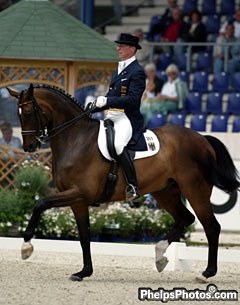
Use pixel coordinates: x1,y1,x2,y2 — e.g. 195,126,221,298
7,84,239,283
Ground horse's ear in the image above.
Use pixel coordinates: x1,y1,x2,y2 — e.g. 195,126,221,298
6,87,20,99
29,83,34,95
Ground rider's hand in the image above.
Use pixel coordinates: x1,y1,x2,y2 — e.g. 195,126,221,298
96,96,107,108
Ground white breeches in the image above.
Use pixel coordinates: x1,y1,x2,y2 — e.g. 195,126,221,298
106,110,132,155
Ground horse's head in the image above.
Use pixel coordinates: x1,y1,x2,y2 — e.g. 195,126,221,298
7,84,48,152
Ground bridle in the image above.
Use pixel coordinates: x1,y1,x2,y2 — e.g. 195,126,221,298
18,92,96,145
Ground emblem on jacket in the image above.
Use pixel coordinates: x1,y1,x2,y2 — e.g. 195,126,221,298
121,85,127,96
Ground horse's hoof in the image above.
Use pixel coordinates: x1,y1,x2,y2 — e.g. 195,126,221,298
155,256,169,272
69,273,83,282
21,242,34,260
195,275,209,284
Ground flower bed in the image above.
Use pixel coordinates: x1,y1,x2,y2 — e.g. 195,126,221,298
0,160,194,242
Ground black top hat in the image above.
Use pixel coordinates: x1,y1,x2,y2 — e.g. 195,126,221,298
115,33,142,49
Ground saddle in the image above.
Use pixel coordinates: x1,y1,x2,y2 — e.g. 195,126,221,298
98,119,160,203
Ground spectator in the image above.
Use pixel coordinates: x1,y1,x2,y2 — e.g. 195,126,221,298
185,9,207,52
159,7,189,53
213,23,240,73
148,0,179,41
141,64,188,123
0,121,21,148
141,63,164,123
133,28,151,66
219,8,240,39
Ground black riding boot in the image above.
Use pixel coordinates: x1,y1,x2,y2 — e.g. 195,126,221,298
118,148,140,201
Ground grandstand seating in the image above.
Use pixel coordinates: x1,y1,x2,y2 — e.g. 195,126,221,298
212,72,229,93
205,92,223,114
201,0,216,15
156,53,173,71
138,0,240,133
195,52,212,72
190,113,207,131
182,0,198,15
232,116,240,132
192,71,209,92
205,15,220,34
156,70,167,82
168,113,186,126
176,54,187,71
211,114,229,132
185,92,202,113
232,72,240,91
226,93,240,115
220,0,235,15
147,113,166,128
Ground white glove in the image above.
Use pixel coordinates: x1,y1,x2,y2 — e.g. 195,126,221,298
96,96,107,108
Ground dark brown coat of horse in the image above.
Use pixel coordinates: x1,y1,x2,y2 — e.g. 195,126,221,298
7,84,240,283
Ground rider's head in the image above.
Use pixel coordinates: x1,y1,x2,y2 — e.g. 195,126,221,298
115,33,141,61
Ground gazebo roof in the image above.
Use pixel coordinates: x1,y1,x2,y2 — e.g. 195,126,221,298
0,0,118,61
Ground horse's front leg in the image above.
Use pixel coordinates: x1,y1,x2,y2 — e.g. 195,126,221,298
69,205,93,281
22,188,81,260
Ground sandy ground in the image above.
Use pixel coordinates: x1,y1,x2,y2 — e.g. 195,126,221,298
0,248,239,305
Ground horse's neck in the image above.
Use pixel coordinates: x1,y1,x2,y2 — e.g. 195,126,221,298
37,89,88,127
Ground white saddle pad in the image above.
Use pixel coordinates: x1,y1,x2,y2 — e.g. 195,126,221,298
98,120,160,161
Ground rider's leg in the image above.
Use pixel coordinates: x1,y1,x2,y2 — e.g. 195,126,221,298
118,147,140,201
109,111,140,201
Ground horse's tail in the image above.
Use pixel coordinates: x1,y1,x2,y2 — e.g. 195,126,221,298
204,135,240,193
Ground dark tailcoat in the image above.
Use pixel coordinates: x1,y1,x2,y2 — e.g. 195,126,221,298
102,60,146,143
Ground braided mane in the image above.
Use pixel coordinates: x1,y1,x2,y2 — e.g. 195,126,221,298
34,84,89,115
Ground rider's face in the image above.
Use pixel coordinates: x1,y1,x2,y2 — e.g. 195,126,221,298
116,44,136,61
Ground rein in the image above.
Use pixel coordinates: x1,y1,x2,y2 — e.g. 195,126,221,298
19,93,96,144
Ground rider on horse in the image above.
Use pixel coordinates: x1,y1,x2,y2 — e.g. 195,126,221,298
93,33,146,201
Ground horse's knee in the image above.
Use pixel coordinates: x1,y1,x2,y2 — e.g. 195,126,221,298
33,200,47,215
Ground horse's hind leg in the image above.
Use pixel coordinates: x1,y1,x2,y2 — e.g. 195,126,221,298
183,183,221,281
151,184,195,272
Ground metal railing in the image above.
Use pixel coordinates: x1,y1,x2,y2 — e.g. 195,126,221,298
147,41,239,73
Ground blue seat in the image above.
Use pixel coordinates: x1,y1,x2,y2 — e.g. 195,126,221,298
201,0,216,15
206,92,223,114
212,72,229,93
168,113,186,126
192,71,209,92
195,52,212,72
156,70,167,82
220,0,235,15
185,92,202,113
232,116,240,132
156,53,173,71
190,113,207,131
176,53,187,71
232,72,240,91
182,0,198,15
211,114,228,132
147,113,166,128
226,93,240,115
205,15,220,34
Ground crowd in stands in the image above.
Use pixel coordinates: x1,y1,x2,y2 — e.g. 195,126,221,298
136,0,240,132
